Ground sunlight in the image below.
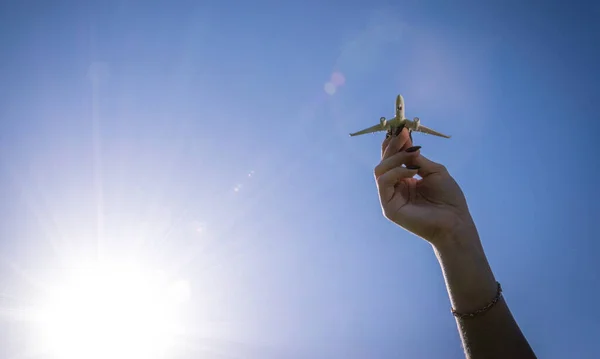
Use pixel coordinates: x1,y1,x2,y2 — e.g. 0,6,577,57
34,260,189,359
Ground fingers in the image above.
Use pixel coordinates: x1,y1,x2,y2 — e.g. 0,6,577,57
375,140,420,202
374,145,421,178
376,166,419,194
381,134,392,158
381,127,412,159
412,153,448,177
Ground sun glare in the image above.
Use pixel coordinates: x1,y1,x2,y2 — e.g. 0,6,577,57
34,261,189,359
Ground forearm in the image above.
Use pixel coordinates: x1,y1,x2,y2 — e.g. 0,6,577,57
433,223,536,359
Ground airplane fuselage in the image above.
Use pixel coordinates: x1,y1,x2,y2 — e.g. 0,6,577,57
381,116,420,131
383,94,411,131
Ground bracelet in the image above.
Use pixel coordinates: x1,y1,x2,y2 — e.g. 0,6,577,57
451,282,503,319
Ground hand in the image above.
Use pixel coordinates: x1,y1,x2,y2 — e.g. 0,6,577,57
375,127,475,244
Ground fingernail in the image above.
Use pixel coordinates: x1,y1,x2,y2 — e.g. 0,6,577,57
405,146,421,153
394,127,402,136
406,165,420,170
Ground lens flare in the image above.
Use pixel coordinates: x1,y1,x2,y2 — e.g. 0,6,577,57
330,72,345,86
324,82,336,95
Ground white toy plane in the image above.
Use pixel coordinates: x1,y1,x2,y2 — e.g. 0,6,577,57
349,95,451,138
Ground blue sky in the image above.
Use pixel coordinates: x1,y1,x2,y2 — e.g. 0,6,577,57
1,1,599,358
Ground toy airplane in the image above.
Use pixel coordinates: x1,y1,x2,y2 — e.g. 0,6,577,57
349,95,451,138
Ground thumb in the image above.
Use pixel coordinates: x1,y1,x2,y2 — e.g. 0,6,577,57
412,153,448,177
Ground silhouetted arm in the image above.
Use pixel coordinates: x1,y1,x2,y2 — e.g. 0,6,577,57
433,223,537,359
375,128,535,358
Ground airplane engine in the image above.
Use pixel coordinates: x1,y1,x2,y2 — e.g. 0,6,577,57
413,117,421,130
380,117,387,127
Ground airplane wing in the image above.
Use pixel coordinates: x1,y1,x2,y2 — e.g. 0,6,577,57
349,124,384,137
414,125,451,138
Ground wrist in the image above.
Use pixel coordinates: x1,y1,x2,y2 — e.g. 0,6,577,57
431,220,498,314
431,215,481,255
432,219,489,276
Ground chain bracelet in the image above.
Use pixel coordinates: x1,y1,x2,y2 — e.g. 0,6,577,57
451,282,503,319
